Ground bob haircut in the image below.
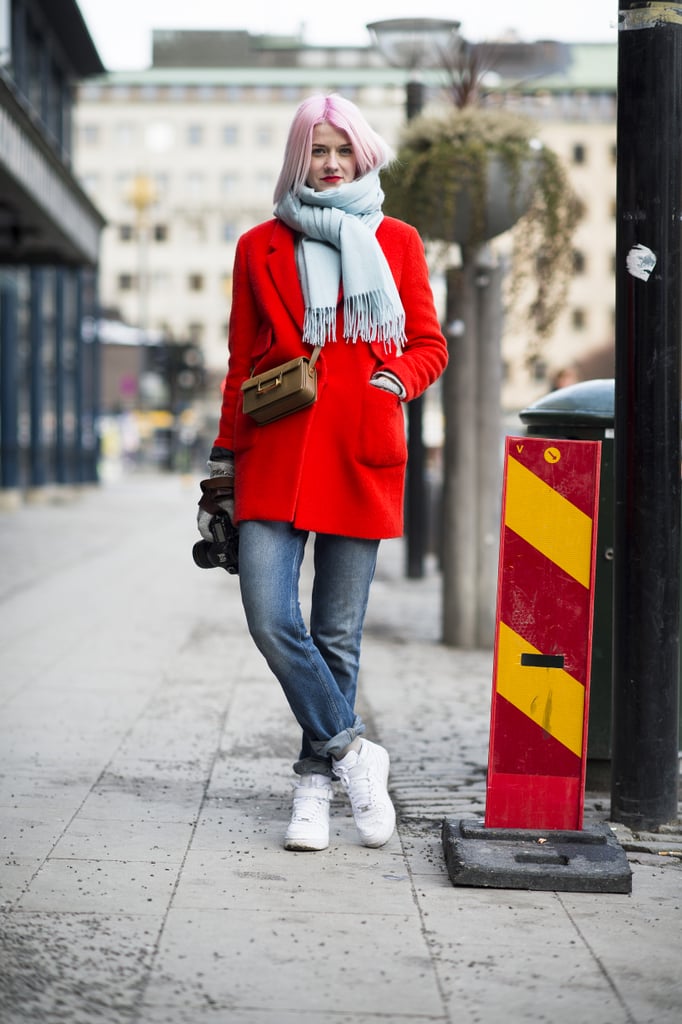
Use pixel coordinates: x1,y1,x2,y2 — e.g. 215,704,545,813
273,93,394,203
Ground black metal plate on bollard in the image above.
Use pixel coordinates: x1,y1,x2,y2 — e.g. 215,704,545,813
442,818,632,893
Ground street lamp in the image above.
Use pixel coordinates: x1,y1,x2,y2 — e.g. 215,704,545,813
126,173,157,333
368,18,461,120
367,18,460,579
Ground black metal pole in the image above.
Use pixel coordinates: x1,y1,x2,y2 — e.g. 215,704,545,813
0,276,19,490
29,268,45,488
404,77,428,578
55,269,66,484
612,3,682,828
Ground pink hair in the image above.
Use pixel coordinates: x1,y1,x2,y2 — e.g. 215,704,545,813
273,94,394,203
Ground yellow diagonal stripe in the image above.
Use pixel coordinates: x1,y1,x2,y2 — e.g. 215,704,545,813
506,455,593,588
496,621,585,757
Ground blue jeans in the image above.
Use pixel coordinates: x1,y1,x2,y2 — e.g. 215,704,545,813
238,521,379,776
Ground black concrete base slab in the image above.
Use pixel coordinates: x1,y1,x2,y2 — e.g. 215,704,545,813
442,818,632,893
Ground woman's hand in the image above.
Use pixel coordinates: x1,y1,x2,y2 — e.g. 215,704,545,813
369,371,406,399
197,449,236,539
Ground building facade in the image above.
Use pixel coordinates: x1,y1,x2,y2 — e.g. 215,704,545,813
0,0,105,503
73,30,617,414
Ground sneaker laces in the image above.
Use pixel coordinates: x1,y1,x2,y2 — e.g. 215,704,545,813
337,761,377,816
290,780,332,825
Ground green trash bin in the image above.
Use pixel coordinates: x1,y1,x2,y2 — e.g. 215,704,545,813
519,380,615,788
519,378,682,788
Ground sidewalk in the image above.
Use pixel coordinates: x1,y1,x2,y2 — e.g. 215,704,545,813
0,473,680,1024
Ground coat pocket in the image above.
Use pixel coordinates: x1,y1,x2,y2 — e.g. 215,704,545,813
355,383,407,468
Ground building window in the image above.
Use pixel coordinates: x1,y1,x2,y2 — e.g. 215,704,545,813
255,124,273,146
188,322,204,343
221,220,237,243
572,308,587,330
301,50,326,69
187,123,204,146
153,224,168,242
79,84,102,101
25,17,44,115
256,171,274,193
187,172,205,198
220,173,239,196
573,250,586,274
81,124,100,145
118,274,135,291
572,143,586,164
222,124,240,145
527,355,547,383
337,50,363,69
115,173,135,205
115,123,135,147
186,218,206,243
153,173,169,198
119,224,135,242
188,274,204,292
46,61,67,148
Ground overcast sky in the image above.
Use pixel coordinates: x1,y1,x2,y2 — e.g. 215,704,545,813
76,0,618,71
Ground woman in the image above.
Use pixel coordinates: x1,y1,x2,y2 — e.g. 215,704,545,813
198,94,447,852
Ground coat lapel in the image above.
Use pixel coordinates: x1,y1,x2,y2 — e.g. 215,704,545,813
267,221,305,329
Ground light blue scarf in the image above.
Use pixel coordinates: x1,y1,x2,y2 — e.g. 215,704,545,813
274,171,406,352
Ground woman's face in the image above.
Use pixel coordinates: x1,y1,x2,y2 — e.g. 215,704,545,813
306,122,358,191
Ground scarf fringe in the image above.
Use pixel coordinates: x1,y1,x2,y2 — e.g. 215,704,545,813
303,306,337,347
302,293,406,352
344,291,407,351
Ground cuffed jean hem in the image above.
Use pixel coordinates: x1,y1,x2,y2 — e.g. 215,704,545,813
316,715,366,759
293,756,334,778
294,716,366,776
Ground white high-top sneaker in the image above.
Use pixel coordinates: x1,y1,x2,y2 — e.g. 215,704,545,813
284,773,333,851
333,739,396,848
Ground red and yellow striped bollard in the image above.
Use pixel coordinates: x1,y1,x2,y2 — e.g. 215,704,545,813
485,436,601,831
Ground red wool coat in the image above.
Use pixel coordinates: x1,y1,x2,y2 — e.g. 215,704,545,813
214,216,448,539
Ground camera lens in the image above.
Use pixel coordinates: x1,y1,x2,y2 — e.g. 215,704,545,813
192,540,214,569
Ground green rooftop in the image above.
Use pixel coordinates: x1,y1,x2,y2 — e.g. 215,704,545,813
85,43,618,94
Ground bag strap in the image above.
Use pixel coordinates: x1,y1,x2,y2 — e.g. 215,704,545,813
248,345,322,381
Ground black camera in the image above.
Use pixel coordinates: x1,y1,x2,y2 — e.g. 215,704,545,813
192,513,239,574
